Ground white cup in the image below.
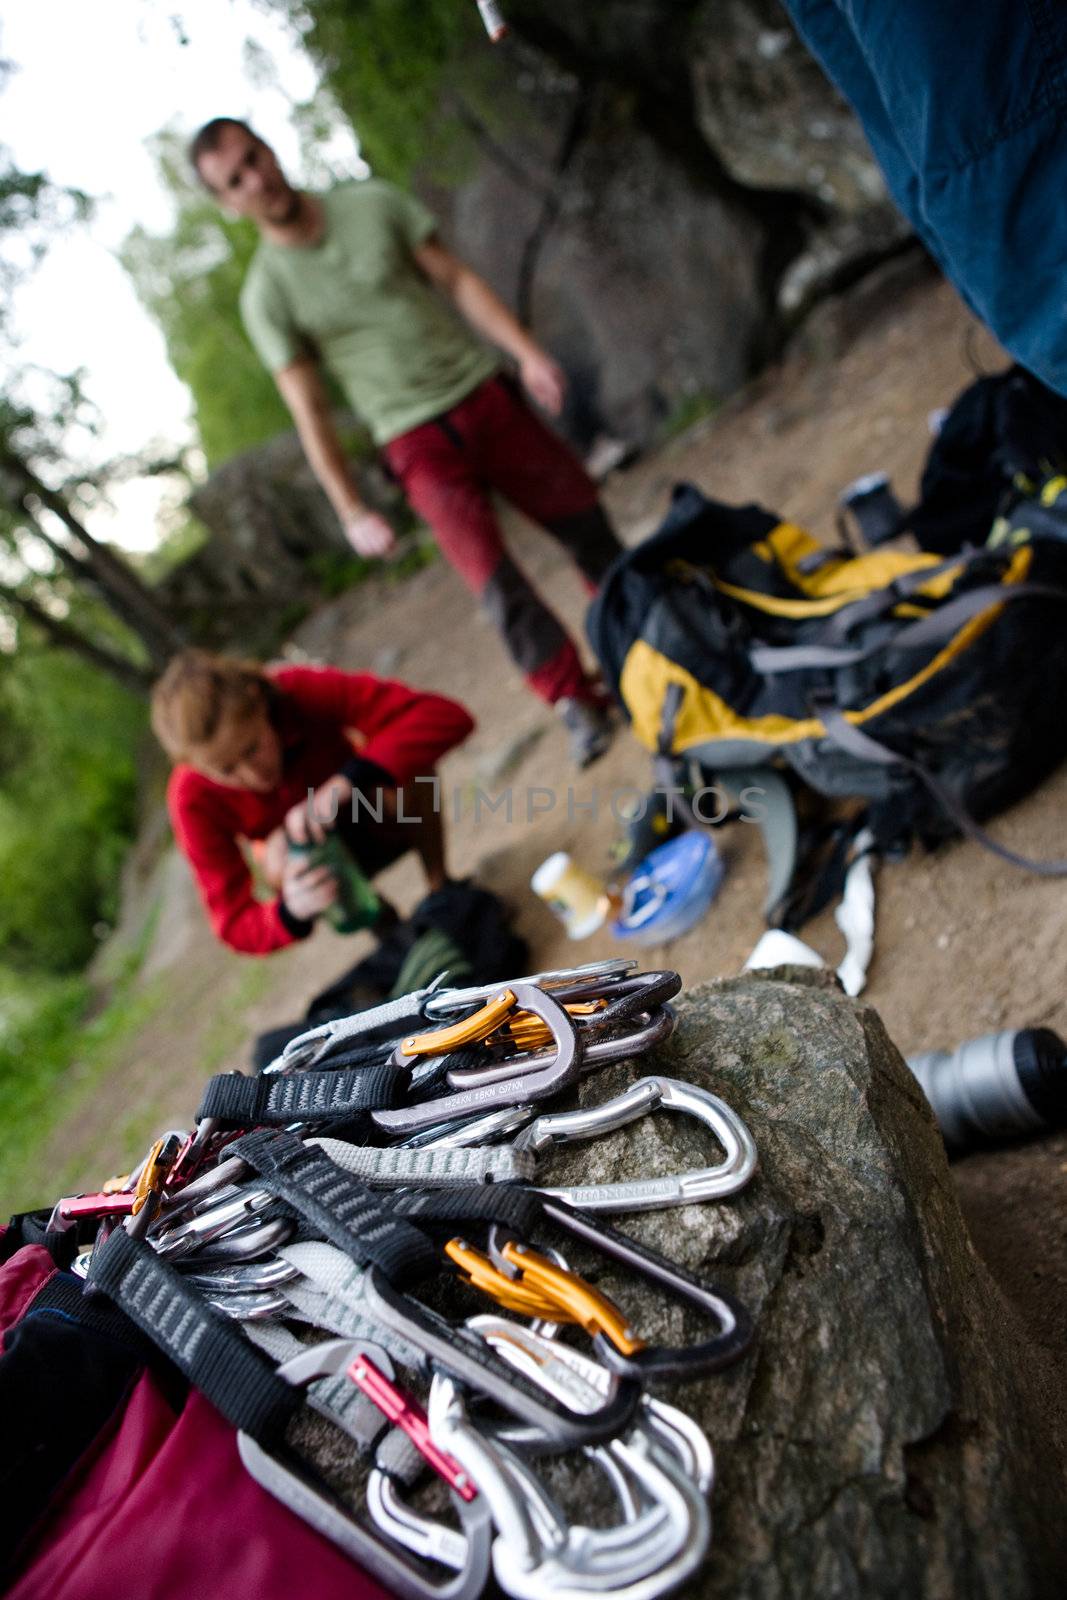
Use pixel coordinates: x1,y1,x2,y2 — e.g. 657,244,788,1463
530,852,610,939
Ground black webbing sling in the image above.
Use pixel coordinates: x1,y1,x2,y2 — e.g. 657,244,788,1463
87,1228,301,1446
226,1128,439,1287
195,1063,406,1130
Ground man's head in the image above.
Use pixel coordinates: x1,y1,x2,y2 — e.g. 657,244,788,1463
189,118,300,227
152,650,283,791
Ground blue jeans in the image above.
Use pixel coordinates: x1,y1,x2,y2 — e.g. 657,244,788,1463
782,0,1067,394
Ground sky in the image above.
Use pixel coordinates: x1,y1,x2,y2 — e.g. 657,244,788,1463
2,0,365,550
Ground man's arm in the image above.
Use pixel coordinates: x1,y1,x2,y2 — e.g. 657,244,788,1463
274,359,396,556
412,236,567,416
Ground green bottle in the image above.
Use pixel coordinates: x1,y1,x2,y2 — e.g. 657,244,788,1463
288,831,382,934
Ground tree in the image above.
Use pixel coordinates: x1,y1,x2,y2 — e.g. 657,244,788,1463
261,0,479,186
0,391,185,689
0,57,164,977
0,639,143,973
0,107,188,687
120,131,292,469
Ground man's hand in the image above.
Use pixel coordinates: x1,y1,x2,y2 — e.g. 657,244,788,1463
519,349,566,416
343,508,397,558
285,774,354,846
281,853,338,922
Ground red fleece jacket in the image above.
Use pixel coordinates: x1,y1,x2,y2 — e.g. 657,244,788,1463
167,665,474,955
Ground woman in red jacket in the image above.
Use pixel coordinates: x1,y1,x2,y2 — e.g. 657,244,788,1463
151,650,474,956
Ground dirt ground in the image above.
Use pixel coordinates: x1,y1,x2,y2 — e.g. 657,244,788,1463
25,263,1067,1361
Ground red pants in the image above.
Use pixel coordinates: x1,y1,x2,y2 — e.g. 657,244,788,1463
383,375,622,702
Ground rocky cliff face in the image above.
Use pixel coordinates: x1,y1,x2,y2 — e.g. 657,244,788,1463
419,0,909,445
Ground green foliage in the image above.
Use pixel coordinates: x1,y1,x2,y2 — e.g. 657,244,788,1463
137,512,208,585
1,108,173,687
267,0,481,184
0,931,168,1215
121,132,292,468
0,969,92,1206
0,643,145,973
657,390,720,443
305,526,437,597
0,148,92,345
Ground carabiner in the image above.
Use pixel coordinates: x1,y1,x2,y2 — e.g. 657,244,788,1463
427,1374,710,1600
420,959,637,1021
359,1264,642,1449
488,1238,647,1358
201,1286,293,1321
372,981,582,1137
181,1257,300,1293
129,1132,183,1216
178,1215,293,1265
444,1238,574,1321
347,1348,476,1501
152,1184,276,1258
575,971,682,1029
513,1074,758,1212
470,1316,714,1494
397,989,519,1058
444,1235,645,1355
444,1007,676,1091
395,1104,538,1151
160,1151,250,1213
536,1198,755,1379
367,1475,472,1574
49,1190,137,1232
237,1337,492,1600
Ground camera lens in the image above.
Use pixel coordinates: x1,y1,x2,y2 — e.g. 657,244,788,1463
906,1028,1067,1151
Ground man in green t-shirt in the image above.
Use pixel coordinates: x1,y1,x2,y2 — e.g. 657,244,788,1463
190,117,622,767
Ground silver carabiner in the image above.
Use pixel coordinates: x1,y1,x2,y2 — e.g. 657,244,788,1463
366,1475,471,1572
471,1315,714,1495
201,1286,293,1321
419,959,638,1021
513,1074,758,1212
152,1185,276,1258
427,1374,710,1600
180,1257,301,1293
393,1104,539,1150
176,1216,294,1264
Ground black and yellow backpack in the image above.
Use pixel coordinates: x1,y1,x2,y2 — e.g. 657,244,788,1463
589,481,1067,877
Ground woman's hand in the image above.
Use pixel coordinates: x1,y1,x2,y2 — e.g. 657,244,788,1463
284,773,354,846
281,853,338,922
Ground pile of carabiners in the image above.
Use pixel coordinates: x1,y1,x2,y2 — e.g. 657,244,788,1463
48,958,759,1600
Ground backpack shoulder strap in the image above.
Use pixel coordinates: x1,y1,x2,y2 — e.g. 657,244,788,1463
750,574,1067,674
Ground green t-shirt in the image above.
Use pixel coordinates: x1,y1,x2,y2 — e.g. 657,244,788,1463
239,179,498,445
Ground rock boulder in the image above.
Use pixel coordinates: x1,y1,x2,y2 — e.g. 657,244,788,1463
532,967,1067,1597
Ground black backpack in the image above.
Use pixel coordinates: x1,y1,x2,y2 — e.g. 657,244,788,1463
588,481,1067,875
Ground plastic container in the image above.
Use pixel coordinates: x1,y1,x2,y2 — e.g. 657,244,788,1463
611,831,724,945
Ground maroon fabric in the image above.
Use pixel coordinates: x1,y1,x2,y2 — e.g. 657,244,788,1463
168,664,474,954
1,1241,393,1600
383,375,600,702
0,1244,56,1336
9,1383,394,1600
